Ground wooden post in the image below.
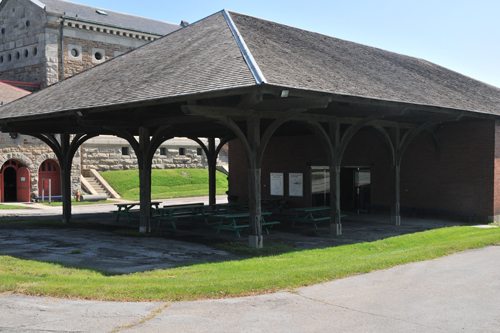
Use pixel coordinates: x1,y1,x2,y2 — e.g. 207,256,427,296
138,127,152,233
208,137,217,206
60,133,72,224
247,117,263,248
391,127,401,226
329,164,342,235
328,122,342,235
391,164,401,226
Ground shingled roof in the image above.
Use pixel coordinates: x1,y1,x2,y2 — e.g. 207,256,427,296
36,0,180,35
1,10,500,121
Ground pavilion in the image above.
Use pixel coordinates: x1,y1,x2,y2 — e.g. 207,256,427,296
1,10,500,247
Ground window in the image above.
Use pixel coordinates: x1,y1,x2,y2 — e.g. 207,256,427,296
160,147,167,156
71,48,78,57
92,48,105,63
197,148,203,156
179,148,185,155
122,147,129,155
24,49,28,57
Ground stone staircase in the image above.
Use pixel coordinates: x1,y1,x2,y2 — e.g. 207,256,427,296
81,169,121,199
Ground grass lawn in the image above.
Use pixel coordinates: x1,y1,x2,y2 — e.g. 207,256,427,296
0,204,28,210
100,169,228,200
0,224,499,301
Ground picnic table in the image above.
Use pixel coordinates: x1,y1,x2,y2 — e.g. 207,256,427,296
288,206,346,229
112,202,161,223
210,202,248,214
155,203,209,229
211,211,279,238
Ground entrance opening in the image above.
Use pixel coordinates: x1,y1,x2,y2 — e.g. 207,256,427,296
3,167,17,202
310,166,371,212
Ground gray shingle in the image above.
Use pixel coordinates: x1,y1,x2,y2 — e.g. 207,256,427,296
229,11,500,115
0,11,255,119
2,10,500,122
39,0,180,35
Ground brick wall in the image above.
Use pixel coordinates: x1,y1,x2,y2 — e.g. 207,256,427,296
229,120,497,220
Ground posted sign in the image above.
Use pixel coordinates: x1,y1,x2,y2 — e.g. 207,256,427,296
270,173,284,196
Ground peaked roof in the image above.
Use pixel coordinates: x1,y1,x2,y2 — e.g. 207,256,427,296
1,10,500,121
0,82,30,105
36,0,180,35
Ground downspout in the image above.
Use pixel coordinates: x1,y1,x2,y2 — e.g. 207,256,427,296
60,17,65,80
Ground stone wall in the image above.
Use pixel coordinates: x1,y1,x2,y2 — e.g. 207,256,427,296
0,0,47,85
62,35,135,78
0,134,81,198
82,145,207,171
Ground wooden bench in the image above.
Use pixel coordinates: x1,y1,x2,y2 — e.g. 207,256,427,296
288,206,346,229
156,204,210,229
211,211,274,237
34,195,63,202
112,202,160,223
261,221,280,234
213,223,249,238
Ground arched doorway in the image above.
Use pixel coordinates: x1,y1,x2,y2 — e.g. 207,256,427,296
0,159,31,202
38,159,61,196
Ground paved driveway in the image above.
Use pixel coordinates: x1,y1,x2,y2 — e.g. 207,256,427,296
1,246,499,332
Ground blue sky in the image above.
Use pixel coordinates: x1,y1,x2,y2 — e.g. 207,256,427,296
74,0,500,88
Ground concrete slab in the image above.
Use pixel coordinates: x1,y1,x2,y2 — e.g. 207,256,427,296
0,294,165,333
119,246,500,333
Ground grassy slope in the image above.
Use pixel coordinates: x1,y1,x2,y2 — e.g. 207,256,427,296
0,226,499,301
99,169,228,200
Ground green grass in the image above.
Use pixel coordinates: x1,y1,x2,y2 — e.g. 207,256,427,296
100,169,228,200
0,226,499,301
0,204,28,210
40,199,114,206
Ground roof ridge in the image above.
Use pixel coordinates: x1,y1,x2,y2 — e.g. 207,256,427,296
222,9,266,85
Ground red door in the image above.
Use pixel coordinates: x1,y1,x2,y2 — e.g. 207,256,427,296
17,167,31,202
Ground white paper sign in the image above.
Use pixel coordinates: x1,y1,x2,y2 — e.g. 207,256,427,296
270,173,284,196
289,173,303,197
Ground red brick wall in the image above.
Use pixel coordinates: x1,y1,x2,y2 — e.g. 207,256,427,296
494,121,500,219
229,120,496,219
401,120,494,219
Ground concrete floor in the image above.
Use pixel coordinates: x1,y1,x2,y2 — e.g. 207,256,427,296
0,197,470,272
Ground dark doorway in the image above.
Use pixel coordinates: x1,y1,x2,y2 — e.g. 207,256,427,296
340,167,371,213
4,167,17,202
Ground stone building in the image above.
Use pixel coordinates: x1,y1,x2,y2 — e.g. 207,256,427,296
0,0,213,202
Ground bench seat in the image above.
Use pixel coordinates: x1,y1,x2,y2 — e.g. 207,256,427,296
213,224,249,238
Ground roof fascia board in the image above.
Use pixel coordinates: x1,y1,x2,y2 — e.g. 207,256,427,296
63,18,162,38
222,9,266,85
62,15,169,36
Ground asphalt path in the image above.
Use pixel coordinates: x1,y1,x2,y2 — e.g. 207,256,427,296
1,245,499,332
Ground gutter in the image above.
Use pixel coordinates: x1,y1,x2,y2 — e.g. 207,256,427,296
60,17,65,80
